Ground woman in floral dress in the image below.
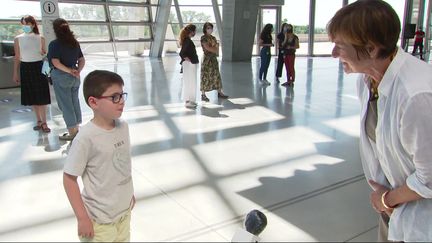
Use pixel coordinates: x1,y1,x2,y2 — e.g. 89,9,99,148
200,22,228,102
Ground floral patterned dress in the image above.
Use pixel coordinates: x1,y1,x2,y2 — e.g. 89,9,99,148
200,34,222,92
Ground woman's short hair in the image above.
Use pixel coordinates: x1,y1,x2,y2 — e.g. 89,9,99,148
327,0,400,59
203,22,214,34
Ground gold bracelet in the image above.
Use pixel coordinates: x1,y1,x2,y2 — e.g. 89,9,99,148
381,190,397,209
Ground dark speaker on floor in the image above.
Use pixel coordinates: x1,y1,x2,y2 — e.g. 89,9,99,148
404,24,416,39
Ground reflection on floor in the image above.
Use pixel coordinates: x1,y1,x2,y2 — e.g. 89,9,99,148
0,55,379,241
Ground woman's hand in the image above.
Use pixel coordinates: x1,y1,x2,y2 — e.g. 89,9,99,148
13,73,20,84
369,180,393,216
77,215,94,239
70,69,81,78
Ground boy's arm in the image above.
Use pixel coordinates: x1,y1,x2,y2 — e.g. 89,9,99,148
63,172,94,239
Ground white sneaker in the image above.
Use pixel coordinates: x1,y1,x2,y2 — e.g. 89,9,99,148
185,101,197,108
260,79,271,85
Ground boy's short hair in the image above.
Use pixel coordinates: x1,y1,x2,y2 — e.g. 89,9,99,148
83,70,124,106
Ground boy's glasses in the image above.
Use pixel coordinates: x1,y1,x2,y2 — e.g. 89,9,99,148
96,92,128,103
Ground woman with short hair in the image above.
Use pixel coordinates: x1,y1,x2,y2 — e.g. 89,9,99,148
328,0,432,241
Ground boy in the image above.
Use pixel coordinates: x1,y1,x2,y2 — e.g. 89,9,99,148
63,70,135,242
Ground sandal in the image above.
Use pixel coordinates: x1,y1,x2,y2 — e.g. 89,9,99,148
201,94,210,102
33,121,42,131
59,132,76,141
218,92,229,99
40,122,51,133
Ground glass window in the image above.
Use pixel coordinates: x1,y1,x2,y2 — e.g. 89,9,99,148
0,0,41,19
0,23,21,41
116,41,152,56
282,0,310,55
179,6,215,22
109,0,149,3
112,25,152,40
178,0,212,5
167,23,181,40
163,40,180,54
169,6,179,23
383,1,405,46
314,0,343,55
151,6,158,22
69,24,110,42
384,0,405,23
79,43,115,56
109,6,150,22
59,3,106,21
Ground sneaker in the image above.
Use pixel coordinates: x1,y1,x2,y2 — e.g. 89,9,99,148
59,132,77,141
201,94,210,102
185,101,197,108
281,82,289,86
260,79,270,85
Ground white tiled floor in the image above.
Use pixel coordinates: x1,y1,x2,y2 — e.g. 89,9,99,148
0,54,380,241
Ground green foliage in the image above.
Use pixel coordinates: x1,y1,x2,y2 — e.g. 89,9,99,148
61,5,105,20
169,10,211,23
281,18,327,34
0,24,21,41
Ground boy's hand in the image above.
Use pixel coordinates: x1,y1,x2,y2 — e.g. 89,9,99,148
131,195,136,210
78,216,94,239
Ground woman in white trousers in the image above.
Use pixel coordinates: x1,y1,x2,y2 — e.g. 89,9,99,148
179,24,199,108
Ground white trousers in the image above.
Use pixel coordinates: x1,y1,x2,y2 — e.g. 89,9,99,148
182,61,198,102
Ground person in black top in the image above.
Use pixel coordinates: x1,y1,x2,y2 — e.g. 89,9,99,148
179,24,199,108
258,24,274,85
281,24,299,87
275,23,288,83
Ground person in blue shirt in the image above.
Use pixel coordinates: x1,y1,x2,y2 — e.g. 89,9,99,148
48,18,85,141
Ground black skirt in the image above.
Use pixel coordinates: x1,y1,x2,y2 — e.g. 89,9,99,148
20,61,51,106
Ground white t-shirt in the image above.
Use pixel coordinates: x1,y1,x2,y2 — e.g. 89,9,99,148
64,119,134,224
16,33,44,62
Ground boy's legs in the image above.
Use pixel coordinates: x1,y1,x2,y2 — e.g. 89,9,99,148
79,210,131,242
115,209,132,242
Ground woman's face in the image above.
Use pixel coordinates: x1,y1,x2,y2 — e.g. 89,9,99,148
331,36,370,74
21,20,33,33
206,26,213,35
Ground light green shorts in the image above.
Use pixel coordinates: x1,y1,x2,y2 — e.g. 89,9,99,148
80,209,131,242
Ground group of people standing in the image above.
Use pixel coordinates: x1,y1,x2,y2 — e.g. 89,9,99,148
259,22,299,87
178,22,228,109
13,15,84,141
